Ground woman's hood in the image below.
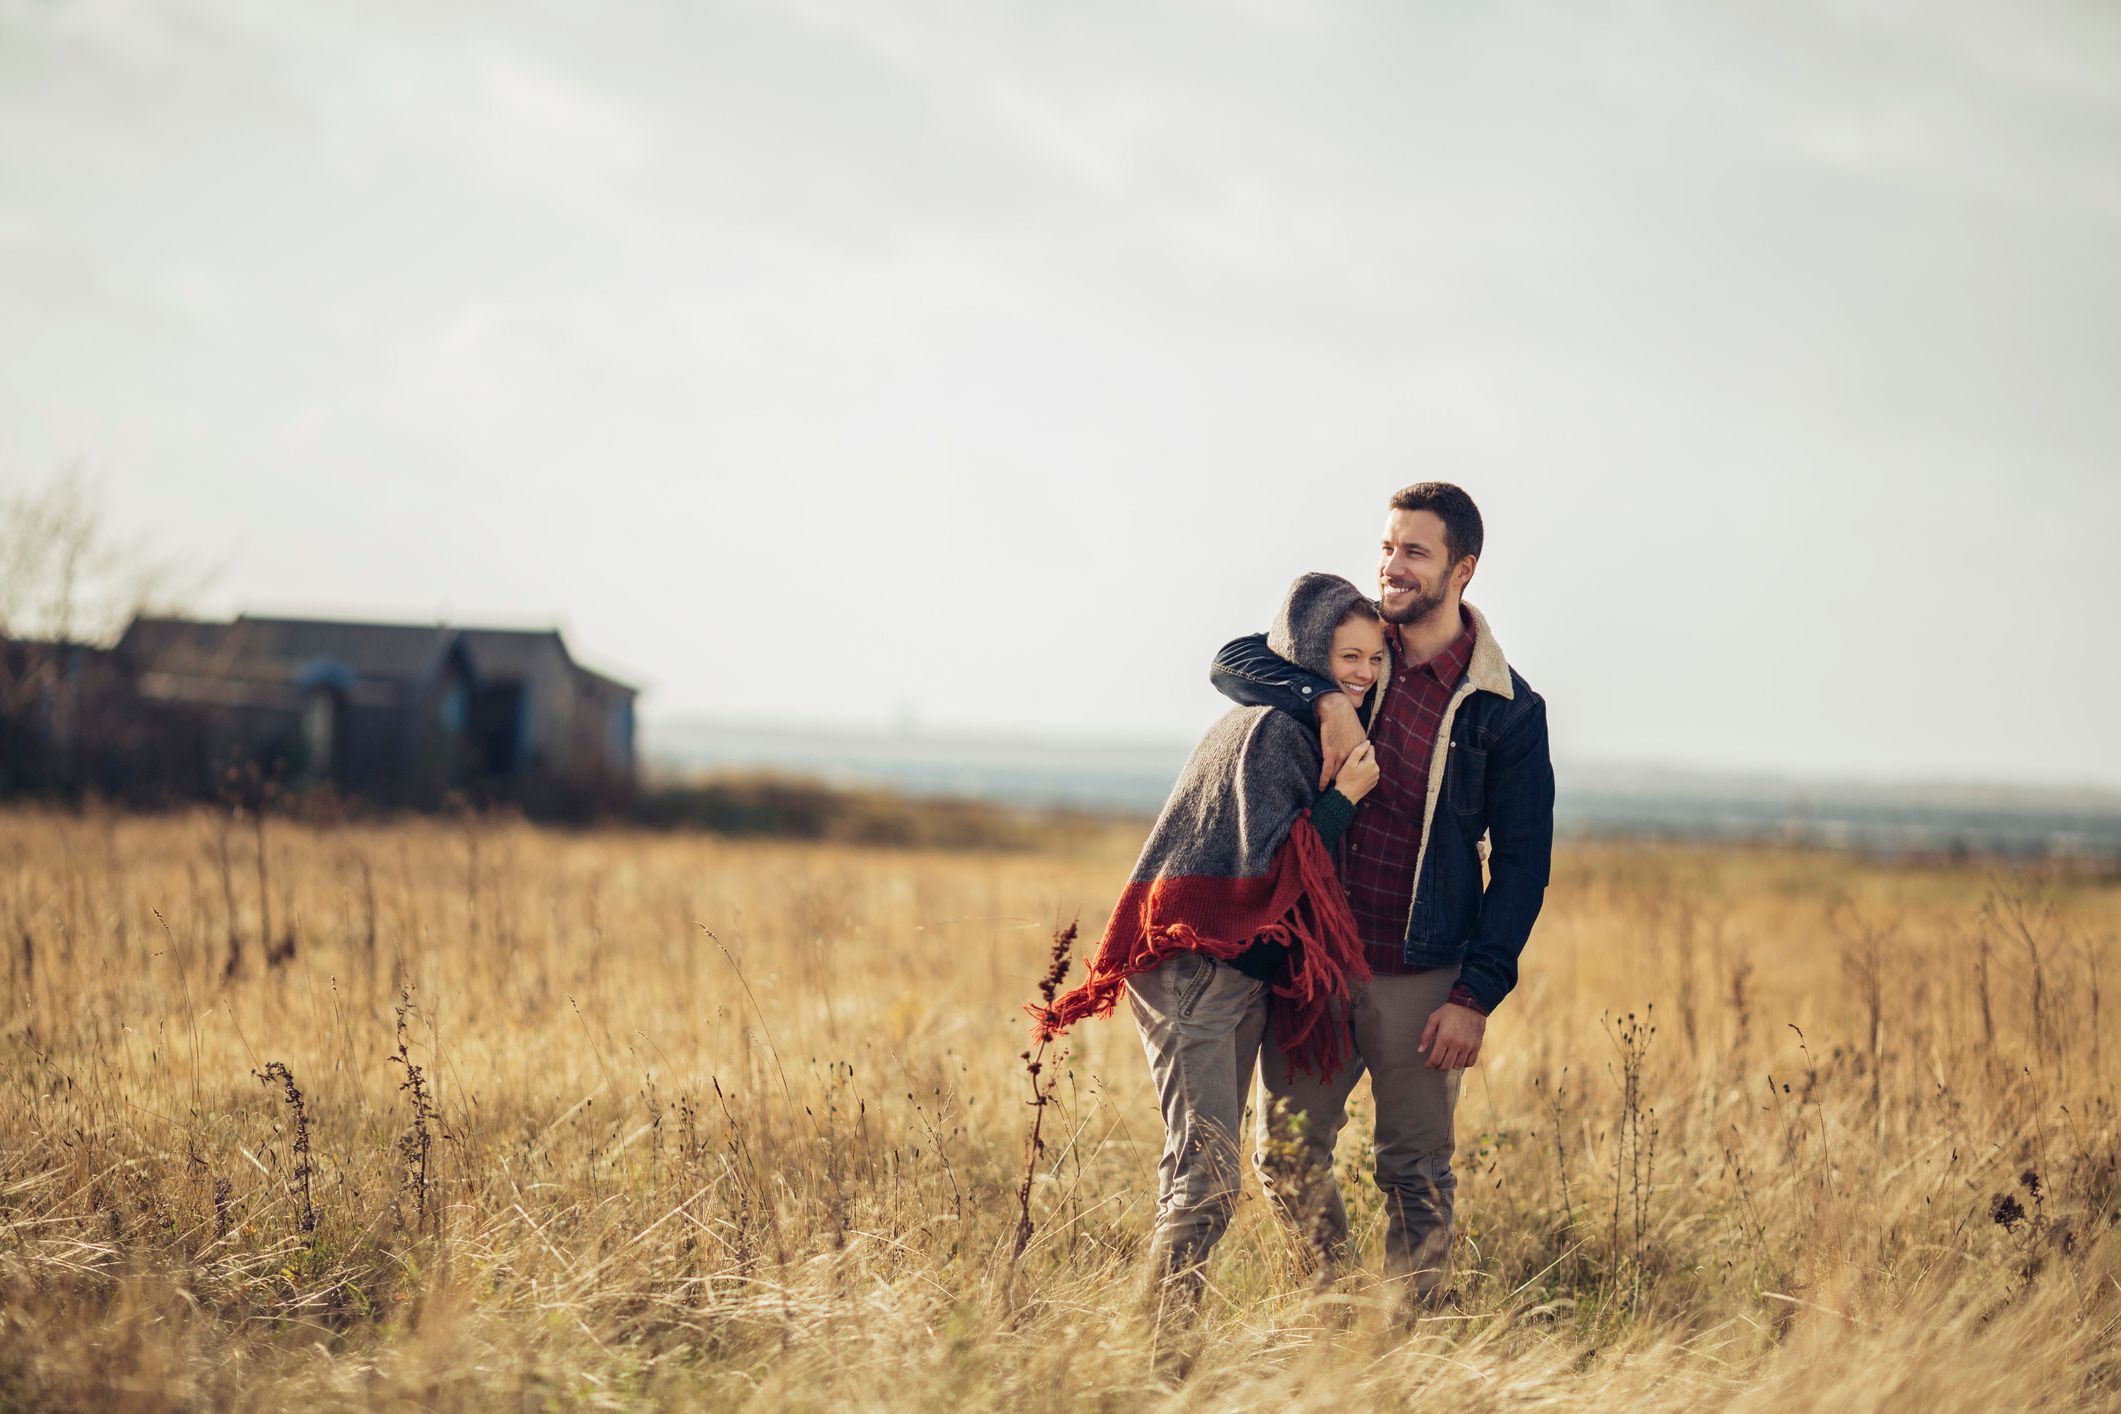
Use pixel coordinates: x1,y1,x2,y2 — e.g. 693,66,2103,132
1265,572,1372,682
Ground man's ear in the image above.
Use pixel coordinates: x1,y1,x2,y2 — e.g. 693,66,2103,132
1453,552,1478,593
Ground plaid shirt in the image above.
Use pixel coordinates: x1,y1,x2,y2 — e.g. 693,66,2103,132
1341,608,1487,1011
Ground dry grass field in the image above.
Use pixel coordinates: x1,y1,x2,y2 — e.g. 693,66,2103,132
1,803,2117,1411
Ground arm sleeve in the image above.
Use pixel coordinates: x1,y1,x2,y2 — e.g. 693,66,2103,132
1210,633,1341,723
1309,787,1356,851
1454,697,1555,1014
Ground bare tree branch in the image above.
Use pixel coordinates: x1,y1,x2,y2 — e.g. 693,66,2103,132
0,463,214,647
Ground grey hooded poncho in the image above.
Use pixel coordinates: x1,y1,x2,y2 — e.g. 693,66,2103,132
1035,572,1377,1080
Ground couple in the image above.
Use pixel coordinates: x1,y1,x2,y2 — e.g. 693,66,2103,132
1036,482,1554,1350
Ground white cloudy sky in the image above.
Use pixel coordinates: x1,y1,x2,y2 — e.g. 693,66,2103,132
3,0,2118,786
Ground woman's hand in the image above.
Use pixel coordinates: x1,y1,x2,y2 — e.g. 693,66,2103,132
1334,741,1380,803
1316,694,1365,788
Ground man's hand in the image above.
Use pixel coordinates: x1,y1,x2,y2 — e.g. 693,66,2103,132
1317,694,1367,790
1417,1002,1486,1070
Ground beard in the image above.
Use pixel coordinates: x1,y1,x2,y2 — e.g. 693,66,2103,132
1379,579,1450,626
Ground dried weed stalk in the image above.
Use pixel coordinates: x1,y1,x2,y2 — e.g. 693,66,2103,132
253,1060,315,1234
1012,918,1076,1271
389,988,443,1231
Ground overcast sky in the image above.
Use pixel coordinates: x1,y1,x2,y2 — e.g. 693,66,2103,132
3,0,2118,787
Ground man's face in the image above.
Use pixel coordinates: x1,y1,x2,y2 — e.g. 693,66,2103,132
1377,508,1473,627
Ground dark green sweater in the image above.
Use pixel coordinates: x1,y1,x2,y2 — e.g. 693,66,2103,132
1229,786,1357,981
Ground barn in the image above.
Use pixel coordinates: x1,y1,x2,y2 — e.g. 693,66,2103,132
0,614,637,814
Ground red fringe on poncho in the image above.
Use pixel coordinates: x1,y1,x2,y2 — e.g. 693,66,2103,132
1030,812,1369,1082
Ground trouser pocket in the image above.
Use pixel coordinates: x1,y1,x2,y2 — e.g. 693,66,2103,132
1173,951,1217,1018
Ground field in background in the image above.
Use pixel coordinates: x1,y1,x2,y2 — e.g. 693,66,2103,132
2,806,2117,1410
644,717,2121,857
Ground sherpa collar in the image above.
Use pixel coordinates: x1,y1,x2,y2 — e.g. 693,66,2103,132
1452,601,1514,699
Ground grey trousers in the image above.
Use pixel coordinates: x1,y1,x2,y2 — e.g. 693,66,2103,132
1127,951,1269,1300
1255,967,1463,1300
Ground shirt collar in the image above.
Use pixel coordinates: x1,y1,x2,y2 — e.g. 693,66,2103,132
1400,606,1477,686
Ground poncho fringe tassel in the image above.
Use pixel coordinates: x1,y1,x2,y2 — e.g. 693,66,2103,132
1030,812,1369,1082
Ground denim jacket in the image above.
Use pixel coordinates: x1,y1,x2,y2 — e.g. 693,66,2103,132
1208,602,1554,1012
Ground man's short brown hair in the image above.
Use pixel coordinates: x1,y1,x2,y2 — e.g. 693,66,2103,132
1388,482,1484,563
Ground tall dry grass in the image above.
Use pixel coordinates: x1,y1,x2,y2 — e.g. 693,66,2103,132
0,803,2116,1410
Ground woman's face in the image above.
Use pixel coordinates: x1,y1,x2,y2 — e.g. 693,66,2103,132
1328,615,1387,701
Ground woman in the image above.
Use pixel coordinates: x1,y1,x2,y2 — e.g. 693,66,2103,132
1032,571,1387,1330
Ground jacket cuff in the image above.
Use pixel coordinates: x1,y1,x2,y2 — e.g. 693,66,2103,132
1447,982,1490,1016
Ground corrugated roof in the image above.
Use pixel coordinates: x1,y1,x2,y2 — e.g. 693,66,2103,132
459,628,638,694
572,665,639,698
114,615,638,695
457,628,569,681
119,615,461,683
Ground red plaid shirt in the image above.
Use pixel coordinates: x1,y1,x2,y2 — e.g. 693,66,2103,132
1340,608,1487,1011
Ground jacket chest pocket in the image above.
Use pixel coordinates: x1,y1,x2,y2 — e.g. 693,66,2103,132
1447,744,1488,816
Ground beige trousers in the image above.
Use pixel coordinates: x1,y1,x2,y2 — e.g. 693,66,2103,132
1254,967,1463,1300
1126,951,1269,1307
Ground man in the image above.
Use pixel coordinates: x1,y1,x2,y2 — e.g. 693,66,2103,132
1210,481,1554,1311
